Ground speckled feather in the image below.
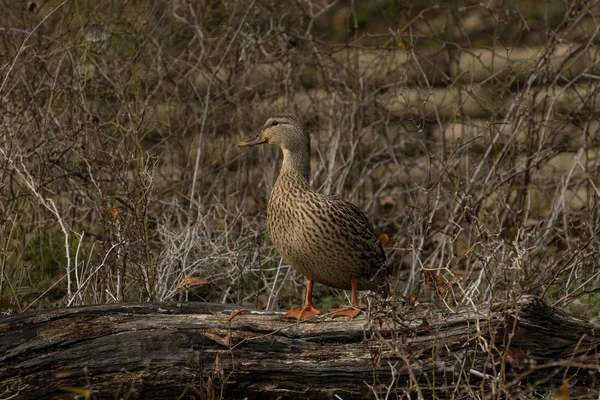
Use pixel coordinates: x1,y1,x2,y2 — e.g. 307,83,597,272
259,114,388,291
268,168,387,290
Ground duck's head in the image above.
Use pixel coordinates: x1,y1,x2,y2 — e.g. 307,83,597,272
238,113,309,152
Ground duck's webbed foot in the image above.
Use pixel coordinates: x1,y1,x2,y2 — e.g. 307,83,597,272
284,305,321,319
330,278,362,318
329,307,361,318
284,279,320,320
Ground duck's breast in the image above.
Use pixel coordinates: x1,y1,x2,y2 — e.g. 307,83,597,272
268,187,386,290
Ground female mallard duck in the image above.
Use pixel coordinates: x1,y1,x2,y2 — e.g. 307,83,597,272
239,114,388,319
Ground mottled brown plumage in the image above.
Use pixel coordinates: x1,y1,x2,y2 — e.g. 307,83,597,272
239,114,387,319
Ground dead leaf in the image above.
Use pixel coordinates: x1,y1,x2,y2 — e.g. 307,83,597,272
205,377,217,399
504,347,531,370
368,342,383,369
423,270,442,291
403,295,416,307
554,380,570,400
110,206,124,221
213,354,225,381
424,270,456,297
396,28,414,52
204,332,231,347
377,233,397,248
176,275,209,290
60,386,92,400
439,278,457,297
221,309,248,324
100,204,124,221
378,318,391,332
51,368,73,378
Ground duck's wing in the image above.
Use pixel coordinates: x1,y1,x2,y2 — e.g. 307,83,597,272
312,192,387,270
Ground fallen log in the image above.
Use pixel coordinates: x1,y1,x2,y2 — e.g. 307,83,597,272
0,296,598,399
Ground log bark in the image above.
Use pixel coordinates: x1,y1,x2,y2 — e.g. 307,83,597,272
0,296,598,399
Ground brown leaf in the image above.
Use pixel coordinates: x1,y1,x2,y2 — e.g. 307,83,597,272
377,233,389,245
377,233,397,248
554,380,570,400
424,270,445,294
368,342,383,369
51,368,73,378
204,332,231,347
176,275,209,290
423,270,437,291
403,295,416,307
424,270,456,297
504,347,531,370
396,28,414,52
378,318,391,331
213,354,225,382
100,204,124,220
221,309,248,324
110,206,124,221
438,277,457,297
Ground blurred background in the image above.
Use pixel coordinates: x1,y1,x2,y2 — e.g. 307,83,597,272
1,0,599,316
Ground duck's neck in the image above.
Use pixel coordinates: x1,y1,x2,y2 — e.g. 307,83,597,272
279,147,311,186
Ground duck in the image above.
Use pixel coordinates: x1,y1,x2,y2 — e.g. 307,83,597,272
239,113,388,319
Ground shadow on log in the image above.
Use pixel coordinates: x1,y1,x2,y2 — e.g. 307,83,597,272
1,296,598,399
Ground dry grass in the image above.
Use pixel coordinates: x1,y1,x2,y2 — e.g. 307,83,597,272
1,0,599,397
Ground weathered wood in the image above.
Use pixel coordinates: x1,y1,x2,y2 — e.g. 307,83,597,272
0,297,598,399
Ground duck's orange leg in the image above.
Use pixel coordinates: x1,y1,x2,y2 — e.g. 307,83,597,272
330,278,361,318
284,279,321,319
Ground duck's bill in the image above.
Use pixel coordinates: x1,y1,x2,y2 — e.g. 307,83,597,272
238,134,268,147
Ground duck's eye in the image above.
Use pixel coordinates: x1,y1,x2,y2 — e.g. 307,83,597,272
271,120,279,126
